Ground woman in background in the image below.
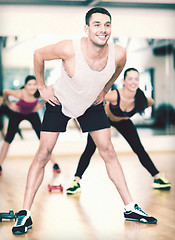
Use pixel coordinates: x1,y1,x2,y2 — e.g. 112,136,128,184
0,75,60,175
66,68,171,194
0,94,23,140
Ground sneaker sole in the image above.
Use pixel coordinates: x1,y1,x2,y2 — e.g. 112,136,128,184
13,225,32,235
66,189,81,195
152,184,171,190
125,218,157,224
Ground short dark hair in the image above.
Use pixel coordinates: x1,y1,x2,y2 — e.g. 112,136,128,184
85,7,111,25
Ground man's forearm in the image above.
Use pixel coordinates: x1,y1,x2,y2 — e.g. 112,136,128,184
34,50,46,90
103,79,115,93
103,75,118,93
104,65,125,93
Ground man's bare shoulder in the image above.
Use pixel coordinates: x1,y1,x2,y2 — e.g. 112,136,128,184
114,44,126,58
55,39,74,60
34,39,74,61
113,43,126,67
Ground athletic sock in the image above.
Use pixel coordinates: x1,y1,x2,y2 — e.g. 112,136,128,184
124,202,136,211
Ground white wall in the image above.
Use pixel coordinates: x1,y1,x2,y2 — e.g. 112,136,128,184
0,5,175,108
0,5,175,38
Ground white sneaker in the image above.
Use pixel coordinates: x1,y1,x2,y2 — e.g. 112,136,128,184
124,204,157,224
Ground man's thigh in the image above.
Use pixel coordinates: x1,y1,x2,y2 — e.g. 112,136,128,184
39,131,60,152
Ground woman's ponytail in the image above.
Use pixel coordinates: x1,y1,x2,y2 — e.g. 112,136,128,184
135,88,148,114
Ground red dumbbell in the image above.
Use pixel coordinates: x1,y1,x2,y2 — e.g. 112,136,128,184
48,184,63,192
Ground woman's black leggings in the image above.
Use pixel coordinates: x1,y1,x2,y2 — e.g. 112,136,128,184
4,110,41,144
0,104,13,130
75,119,159,178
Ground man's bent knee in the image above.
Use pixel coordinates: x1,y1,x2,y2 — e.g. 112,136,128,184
35,148,52,168
98,142,116,160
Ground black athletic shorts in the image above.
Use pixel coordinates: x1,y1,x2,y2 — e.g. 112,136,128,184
41,102,110,133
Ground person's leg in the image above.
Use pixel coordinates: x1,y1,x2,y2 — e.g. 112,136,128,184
90,128,157,224
27,113,41,139
110,119,171,190
90,128,132,205
28,112,61,173
12,103,71,235
0,141,10,175
75,133,96,179
23,131,59,210
0,113,21,171
110,119,159,177
66,133,96,194
12,131,59,235
0,141,10,166
0,114,4,139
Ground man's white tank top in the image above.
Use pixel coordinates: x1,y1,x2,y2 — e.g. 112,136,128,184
53,38,115,118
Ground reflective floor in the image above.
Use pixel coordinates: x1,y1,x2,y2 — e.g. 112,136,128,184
0,150,174,240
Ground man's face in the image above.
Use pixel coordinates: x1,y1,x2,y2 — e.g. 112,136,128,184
85,13,111,47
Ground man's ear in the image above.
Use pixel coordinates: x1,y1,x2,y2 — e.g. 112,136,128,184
84,25,89,35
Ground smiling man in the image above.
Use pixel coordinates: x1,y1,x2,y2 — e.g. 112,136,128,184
12,7,157,235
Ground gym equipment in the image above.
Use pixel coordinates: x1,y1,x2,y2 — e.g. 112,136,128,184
0,210,17,222
48,184,63,192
